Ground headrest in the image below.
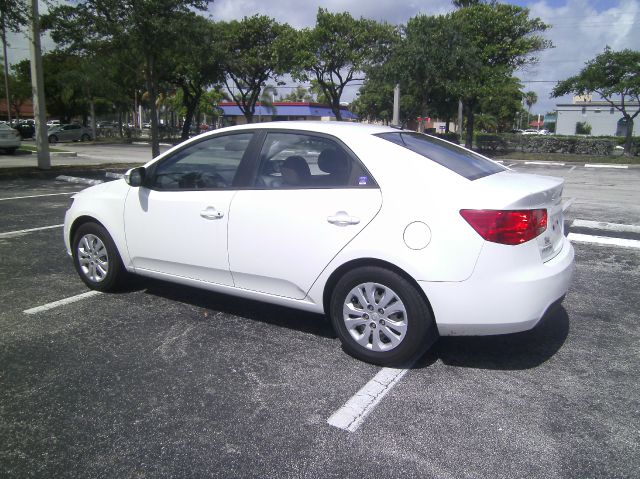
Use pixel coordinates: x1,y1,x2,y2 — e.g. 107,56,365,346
318,148,348,174
282,156,311,177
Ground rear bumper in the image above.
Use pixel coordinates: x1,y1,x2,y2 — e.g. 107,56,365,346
421,236,575,336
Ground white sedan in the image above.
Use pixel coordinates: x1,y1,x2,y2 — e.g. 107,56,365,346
0,123,21,154
63,122,574,365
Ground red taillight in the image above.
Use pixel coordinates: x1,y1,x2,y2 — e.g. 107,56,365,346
460,209,547,245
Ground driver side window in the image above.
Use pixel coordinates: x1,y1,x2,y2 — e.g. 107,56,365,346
151,133,254,190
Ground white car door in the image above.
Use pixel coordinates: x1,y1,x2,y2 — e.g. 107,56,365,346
124,132,255,285
228,131,382,299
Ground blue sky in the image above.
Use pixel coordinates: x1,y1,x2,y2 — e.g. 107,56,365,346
5,0,639,115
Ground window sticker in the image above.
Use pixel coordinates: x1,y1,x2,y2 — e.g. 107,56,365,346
358,176,368,185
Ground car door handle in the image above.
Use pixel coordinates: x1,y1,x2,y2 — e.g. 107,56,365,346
200,207,224,220
327,211,360,226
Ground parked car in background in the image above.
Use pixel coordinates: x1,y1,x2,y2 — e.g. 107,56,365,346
63,122,574,365
0,123,21,154
48,124,93,143
47,120,61,127
522,129,551,136
11,120,35,139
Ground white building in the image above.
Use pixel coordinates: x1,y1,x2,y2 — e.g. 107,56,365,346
555,97,637,137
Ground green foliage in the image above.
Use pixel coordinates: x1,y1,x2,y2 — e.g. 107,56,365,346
222,15,292,123
575,121,592,135
281,86,314,103
0,63,31,119
0,0,29,31
292,8,398,120
476,133,615,156
552,47,640,155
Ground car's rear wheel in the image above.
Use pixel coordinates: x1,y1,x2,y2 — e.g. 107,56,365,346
330,266,438,366
48,135,58,144
5,148,17,155
81,133,90,141
72,222,127,292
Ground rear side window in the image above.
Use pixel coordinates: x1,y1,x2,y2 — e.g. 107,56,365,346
376,132,505,180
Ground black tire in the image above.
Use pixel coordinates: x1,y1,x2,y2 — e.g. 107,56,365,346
5,148,17,155
81,134,91,141
330,266,438,366
48,135,58,144
72,222,128,292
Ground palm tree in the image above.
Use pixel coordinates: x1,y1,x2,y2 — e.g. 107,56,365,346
524,91,537,128
258,85,278,121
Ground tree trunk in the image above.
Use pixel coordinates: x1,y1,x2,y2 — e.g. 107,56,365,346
180,86,200,141
144,56,160,158
332,98,343,121
465,106,475,149
624,117,634,157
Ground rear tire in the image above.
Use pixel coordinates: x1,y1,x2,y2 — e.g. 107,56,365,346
48,135,58,144
81,134,91,141
72,222,128,292
330,266,438,366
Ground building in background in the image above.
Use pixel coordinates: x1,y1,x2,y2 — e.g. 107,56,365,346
555,96,637,137
218,102,358,125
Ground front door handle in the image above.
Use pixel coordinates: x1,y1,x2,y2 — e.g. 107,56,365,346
200,206,224,220
327,211,360,226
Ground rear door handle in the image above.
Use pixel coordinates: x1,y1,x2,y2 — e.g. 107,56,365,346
327,211,360,226
200,206,224,220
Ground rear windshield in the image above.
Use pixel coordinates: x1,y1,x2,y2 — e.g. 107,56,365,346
376,132,505,180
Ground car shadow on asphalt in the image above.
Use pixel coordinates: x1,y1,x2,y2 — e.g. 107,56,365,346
424,306,570,371
140,278,337,339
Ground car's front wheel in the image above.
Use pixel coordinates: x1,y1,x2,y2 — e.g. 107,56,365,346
72,222,127,292
330,266,438,366
48,135,58,144
81,134,91,141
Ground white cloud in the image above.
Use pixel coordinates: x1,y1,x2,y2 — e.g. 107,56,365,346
518,0,640,114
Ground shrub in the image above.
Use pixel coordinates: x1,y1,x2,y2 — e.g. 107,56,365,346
434,132,460,144
575,121,592,135
475,133,616,156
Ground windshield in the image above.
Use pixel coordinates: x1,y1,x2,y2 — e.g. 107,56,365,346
376,132,505,180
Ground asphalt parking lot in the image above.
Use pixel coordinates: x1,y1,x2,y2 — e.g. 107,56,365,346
1,160,639,478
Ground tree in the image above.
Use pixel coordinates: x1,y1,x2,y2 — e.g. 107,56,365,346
222,15,291,124
1,0,30,122
524,90,537,126
448,4,550,147
172,17,227,140
46,0,211,157
293,8,397,121
281,85,314,103
552,47,640,156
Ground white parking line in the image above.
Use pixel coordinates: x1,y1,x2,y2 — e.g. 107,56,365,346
584,164,629,169
56,175,103,186
0,192,78,202
23,291,102,315
327,362,415,432
0,224,64,239
572,219,640,234
569,165,577,172
525,161,566,166
568,233,640,249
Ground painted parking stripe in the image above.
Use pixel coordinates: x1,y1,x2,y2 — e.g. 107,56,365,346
23,291,102,315
0,224,64,239
328,361,416,432
56,175,104,186
525,161,566,166
568,233,640,249
572,219,640,234
584,164,629,169
0,192,78,202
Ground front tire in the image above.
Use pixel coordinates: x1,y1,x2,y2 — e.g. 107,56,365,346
72,222,127,292
81,134,91,141
330,266,438,366
48,135,58,144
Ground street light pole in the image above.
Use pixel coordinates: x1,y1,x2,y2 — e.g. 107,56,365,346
28,0,50,169
2,20,11,123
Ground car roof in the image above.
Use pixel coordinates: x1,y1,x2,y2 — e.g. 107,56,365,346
211,121,399,137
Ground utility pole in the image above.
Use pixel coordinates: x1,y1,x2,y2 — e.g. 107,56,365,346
2,21,11,123
28,0,50,169
392,83,400,126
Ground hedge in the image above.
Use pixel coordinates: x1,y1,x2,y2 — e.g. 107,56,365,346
475,133,623,156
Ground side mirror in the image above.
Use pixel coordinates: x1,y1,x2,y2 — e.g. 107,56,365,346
124,167,146,187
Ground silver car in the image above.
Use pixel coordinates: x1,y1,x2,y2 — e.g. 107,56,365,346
48,124,92,143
